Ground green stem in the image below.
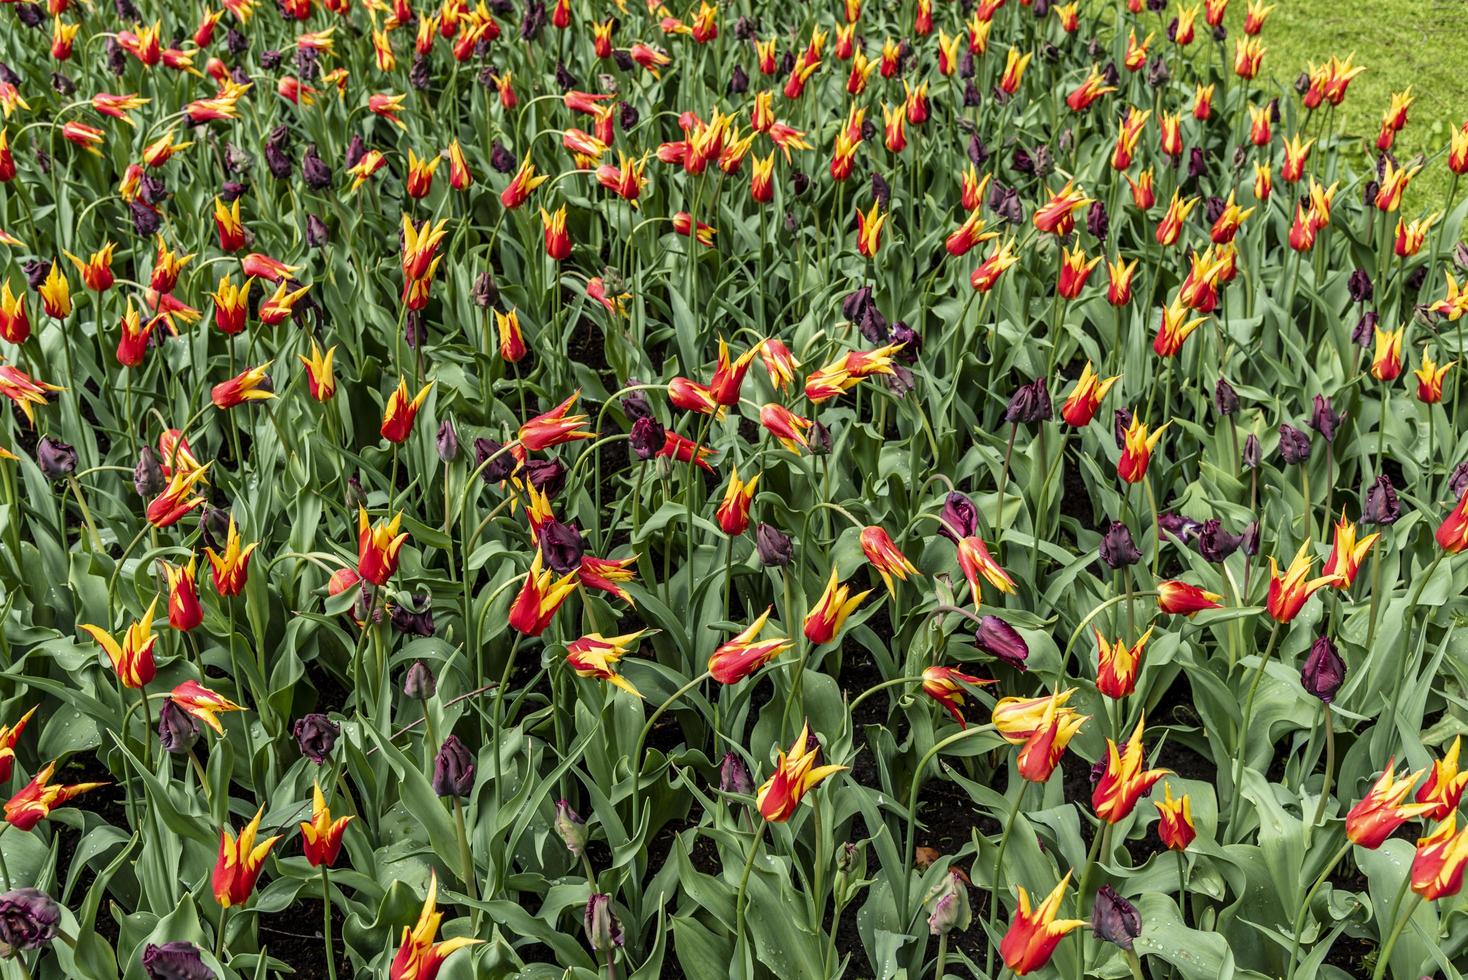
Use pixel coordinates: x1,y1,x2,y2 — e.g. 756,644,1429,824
733,825,764,953
1285,839,1352,980
1309,706,1335,830
1225,622,1282,838
983,784,1029,978
1370,884,1421,980
322,866,338,980
452,797,478,901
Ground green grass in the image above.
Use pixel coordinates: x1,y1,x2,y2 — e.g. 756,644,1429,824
1244,0,1467,209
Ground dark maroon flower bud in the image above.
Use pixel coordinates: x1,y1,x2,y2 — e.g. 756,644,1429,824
842,285,877,325
197,505,231,552
779,50,797,75
790,170,810,195
871,172,891,210
472,271,498,308
1004,378,1052,425
105,37,127,74
130,199,162,237
157,699,200,754
50,72,75,96
36,436,77,482
809,421,833,455
1033,144,1055,176
1100,61,1120,87
1363,473,1400,525
473,438,515,483
1455,241,1468,271
520,0,545,39
1352,310,1378,348
525,457,567,497
539,520,585,574
1203,196,1227,225
490,140,515,173
720,751,754,794
988,182,1023,224
1278,423,1312,464
224,26,248,54
1113,408,1133,450
1309,395,1342,443
1032,0,1051,15
890,321,921,361
938,492,979,542
134,445,165,497
963,80,982,107
1099,521,1142,568
139,174,168,207
1086,200,1109,241
404,660,437,699
0,889,60,956
1187,147,1208,180
884,366,915,398
391,595,435,637
1146,0,1167,10
292,713,339,764
1038,42,1060,64
14,2,43,27
1146,55,1170,88
1214,378,1238,416
294,46,320,81
142,940,215,980
411,54,432,90
612,50,634,71
1243,433,1261,468
436,419,459,462
1301,636,1345,703
1158,512,1203,544
1241,520,1260,556
1211,22,1227,40
306,213,329,248
860,117,878,143
1091,886,1141,950
304,146,331,190
1450,461,1468,500
727,64,748,96
1197,519,1243,562
1012,147,1035,175
755,523,793,567
629,416,665,460
344,134,368,169
620,380,653,422
22,260,50,290
404,311,425,350
968,134,989,166
619,102,639,129
260,49,282,70
974,615,1029,670
555,800,588,856
584,893,624,953
1348,268,1373,303
733,15,756,39
264,126,293,179
345,473,368,510
433,735,476,797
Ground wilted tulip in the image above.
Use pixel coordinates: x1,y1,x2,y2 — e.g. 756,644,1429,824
1091,885,1141,950
1099,521,1142,568
1364,474,1401,524
473,438,515,483
628,417,666,461
132,446,165,497
974,615,1029,670
1242,433,1261,468
539,520,585,574
1278,423,1312,464
1213,378,1239,416
938,492,980,542
1301,636,1346,703
1310,395,1343,442
1348,268,1373,303
925,869,972,936
142,940,215,980
433,735,475,797
1197,520,1243,562
755,523,793,567
1450,462,1468,501
36,436,77,482
0,889,60,957
157,700,200,754
1005,378,1052,424
292,713,339,764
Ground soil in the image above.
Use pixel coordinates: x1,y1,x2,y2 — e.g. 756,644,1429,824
258,896,346,977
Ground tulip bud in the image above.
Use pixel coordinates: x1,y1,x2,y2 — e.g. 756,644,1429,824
404,660,437,700
302,144,332,190
890,322,921,361
134,445,165,497
36,436,77,482
870,173,891,212
1113,408,1133,450
199,505,232,551
968,134,989,166
1363,474,1401,525
620,380,653,422
1278,423,1312,465
555,800,588,857
974,615,1029,670
619,102,639,129
1158,512,1202,544
925,870,972,936
629,416,666,461
938,491,979,542
1196,519,1243,562
1213,378,1238,416
1352,310,1379,348
1146,54,1170,87
808,422,833,456
539,520,585,574
436,419,459,461
157,700,200,755
292,713,340,764
1086,200,1109,241
754,523,793,567
1309,395,1342,443
0,889,60,957
1348,268,1373,303
473,438,515,483
1091,885,1141,950
726,63,748,96
1242,433,1261,468
1301,636,1346,703
490,140,516,174
306,214,329,248
142,940,215,980
343,473,368,511
584,893,624,953
472,271,499,308
433,735,476,797
1451,462,1468,501
1099,521,1142,568
719,751,754,794
1241,520,1261,556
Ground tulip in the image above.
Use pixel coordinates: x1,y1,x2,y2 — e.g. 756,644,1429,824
708,339,757,406
1066,66,1115,112
63,243,116,292
803,568,871,645
708,607,792,683
213,196,246,252
1057,245,1101,299
584,893,625,959
0,707,36,784
1374,159,1421,212
1264,544,1338,623
1346,762,1435,847
974,615,1030,670
1320,512,1379,588
5,762,106,831
381,377,434,443
1155,782,1197,850
209,274,251,335
715,468,759,536
1060,362,1119,426
1117,414,1168,483
37,263,71,319
1032,180,1091,235
145,463,209,528
1396,214,1439,257
755,721,845,822
945,208,994,257
211,362,274,409
300,781,353,868
1126,169,1156,211
1155,190,1198,246
80,598,160,689
508,549,578,636
860,526,918,592
205,516,257,597
970,237,1020,292
921,665,994,727
855,199,887,258
1411,816,1468,900
955,534,1016,604
1156,580,1222,615
1415,352,1454,404
565,631,646,698
0,888,61,956
998,46,1033,95
759,403,814,454
293,713,340,764
998,873,1088,975
1093,719,1170,822
993,689,1080,743
0,282,28,344
1153,297,1207,357
519,391,595,451
295,341,336,402
803,344,903,403
1415,737,1468,820
358,508,408,586
1095,626,1154,699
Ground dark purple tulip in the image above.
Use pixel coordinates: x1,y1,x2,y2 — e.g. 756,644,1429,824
1086,200,1109,241
778,50,796,75
987,182,1023,224
1405,266,1428,294
200,505,232,551
225,26,248,55
727,64,749,96
436,419,459,462
105,37,127,74
0,890,60,956
1197,520,1243,562
263,126,293,179
37,437,77,482
555,800,588,856
1214,378,1239,416
1450,462,1468,500
345,473,368,511
871,173,891,211
1113,408,1133,450
968,134,989,166
619,102,640,130
1158,512,1203,544
885,365,915,398
938,492,979,542
1243,433,1261,468
1278,423,1312,464
306,213,330,248
1099,521,1142,568
890,321,921,361
1348,269,1373,303
584,893,624,953
472,271,498,308
292,713,339,764
1012,148,1035,175
860,118,878,144
474,438,516,483
391,596,435,637
620,381,653,422
1301,636,1345,703
134,446,165,497
1004,378,1052,425
50,72,75,97
157,700,200,754
843,285,878,328
22,259,50,290
130,199,162,237
404,660,437,699
732,15,755,39
974,615,1029,670
142,940,215,980
720,752,754,794
1241,521,1260,556
755,523,793,567
629,416,665,461
1363,474,1400,525
302,144,331,189
1146,55,1170,88
963,80,981,107
1091,886,1141,950
1187,147,1208,181
260,49,282,70
1309,395,1342,443
433,735,476,798
809,421,833,455
539,520,585,574
1203,196,1227,225
525,457,567,498
791,170,810,196
490,140,515,174
1362,179,1380,207
14,3,43,27
411,55,433,90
